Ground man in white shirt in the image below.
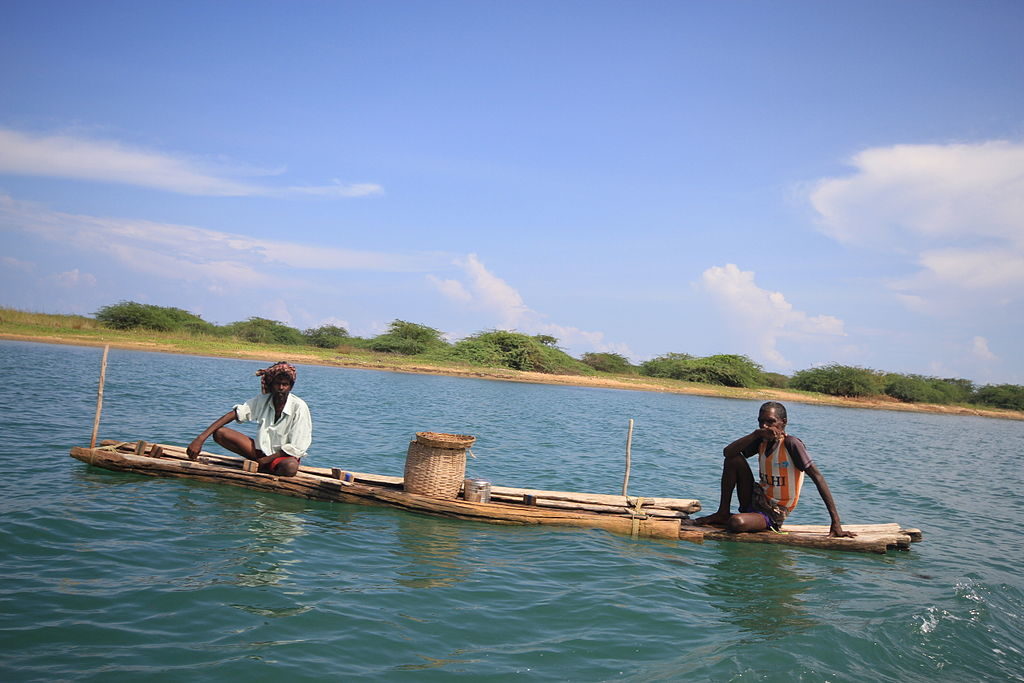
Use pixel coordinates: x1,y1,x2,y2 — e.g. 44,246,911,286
187,361,312,477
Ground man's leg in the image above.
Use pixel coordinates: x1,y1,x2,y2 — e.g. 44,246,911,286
267,456,300,477
212,427,259,460
213,429,300,476
696,454,756,526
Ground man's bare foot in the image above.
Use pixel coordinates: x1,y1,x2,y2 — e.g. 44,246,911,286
694,511,731,527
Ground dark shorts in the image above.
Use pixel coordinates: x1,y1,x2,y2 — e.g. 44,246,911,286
740,484,789,530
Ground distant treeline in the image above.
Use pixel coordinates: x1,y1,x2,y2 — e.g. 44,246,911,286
45,301,1024,412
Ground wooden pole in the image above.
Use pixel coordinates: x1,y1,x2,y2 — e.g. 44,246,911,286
90,345,109,448
621,418,634,496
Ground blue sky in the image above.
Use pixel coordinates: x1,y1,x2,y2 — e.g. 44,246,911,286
2,1,1023,383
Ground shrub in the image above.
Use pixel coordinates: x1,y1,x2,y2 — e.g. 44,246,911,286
638,353,694,379
883,374,936,403
95,301,214,333
677,354,764,388
304,324,349,348
580,352,635,374
456,331,540,370
790,364,883,397
447,330,592,374
933,377,976,404
223,317,305,345
761,372,789,389
640,353,763,388
974,384,1024,411
368,320,446,355
882,374,976,404
369,337,429,355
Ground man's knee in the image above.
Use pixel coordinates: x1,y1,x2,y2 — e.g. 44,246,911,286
274,458,300,477
722,453,750,472
212,427,234,447
727,513,768,533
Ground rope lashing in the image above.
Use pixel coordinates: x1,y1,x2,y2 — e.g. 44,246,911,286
626,496,649,538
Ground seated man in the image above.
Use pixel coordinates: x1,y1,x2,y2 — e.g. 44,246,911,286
187,361,312,477
695,401,855,537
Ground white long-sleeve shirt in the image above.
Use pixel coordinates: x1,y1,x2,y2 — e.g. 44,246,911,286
234,393,312,460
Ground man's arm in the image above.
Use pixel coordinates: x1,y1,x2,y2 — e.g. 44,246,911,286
723,428,774,458
186,410,237,460
804,464,856,538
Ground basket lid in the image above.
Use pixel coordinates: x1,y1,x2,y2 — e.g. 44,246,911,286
415,431,476,449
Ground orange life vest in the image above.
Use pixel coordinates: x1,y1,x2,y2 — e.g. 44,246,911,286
758,437,805,513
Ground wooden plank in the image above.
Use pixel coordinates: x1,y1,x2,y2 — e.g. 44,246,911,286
692,523,920,554
126,441,700,507
489,484,701,512
487,492,690,518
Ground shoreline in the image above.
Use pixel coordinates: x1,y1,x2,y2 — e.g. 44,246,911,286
4,332,1022,421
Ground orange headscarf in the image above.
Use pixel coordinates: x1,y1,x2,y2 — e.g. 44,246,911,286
256,361,297,393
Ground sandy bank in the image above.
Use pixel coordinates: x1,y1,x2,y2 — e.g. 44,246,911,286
4,332,1021,422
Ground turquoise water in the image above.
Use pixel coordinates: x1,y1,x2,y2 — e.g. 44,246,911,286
1,340,1022,681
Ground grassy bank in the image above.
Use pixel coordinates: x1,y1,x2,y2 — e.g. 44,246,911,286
2,309,1021,421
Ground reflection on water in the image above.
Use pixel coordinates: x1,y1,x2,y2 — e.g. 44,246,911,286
704,542,818,638
391,514,472,589
235,501,306,588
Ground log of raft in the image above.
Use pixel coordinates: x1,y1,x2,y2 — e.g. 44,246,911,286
693,524,923,554
69,440,921,554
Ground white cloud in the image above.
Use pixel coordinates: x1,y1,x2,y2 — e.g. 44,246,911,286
915,248,1024,290
426,275,473,303
1,256,34,272
0,127,382,198
809,140,1024,307
0,194,448,293
457,253,531,328
429,253,626,355
971,336,997,362
54,269,97,287
700,263,845,368
429,254,530,328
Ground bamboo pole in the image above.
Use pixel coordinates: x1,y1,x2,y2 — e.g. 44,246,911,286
89,345,109,448
621,418,634,496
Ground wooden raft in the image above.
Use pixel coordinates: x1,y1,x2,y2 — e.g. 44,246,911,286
69,440,921,554
70,441,697,540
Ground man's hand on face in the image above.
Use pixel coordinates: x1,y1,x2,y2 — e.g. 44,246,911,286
755,426,784,441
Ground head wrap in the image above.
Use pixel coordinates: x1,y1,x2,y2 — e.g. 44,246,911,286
256,361,297,393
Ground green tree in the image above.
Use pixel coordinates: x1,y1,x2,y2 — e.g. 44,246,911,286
579,352,635,374
974,384,1024,411
640,353,763,388
638,353,694,379
304,324,349,348
790,364,883,397
761,372,789,389
95,301,213,333
882,374,976,404
447,330,591,374
223,317,305,345
368,319,446,355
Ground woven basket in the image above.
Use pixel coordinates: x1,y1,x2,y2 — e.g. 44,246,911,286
415,432,476,450
404,440,468,498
